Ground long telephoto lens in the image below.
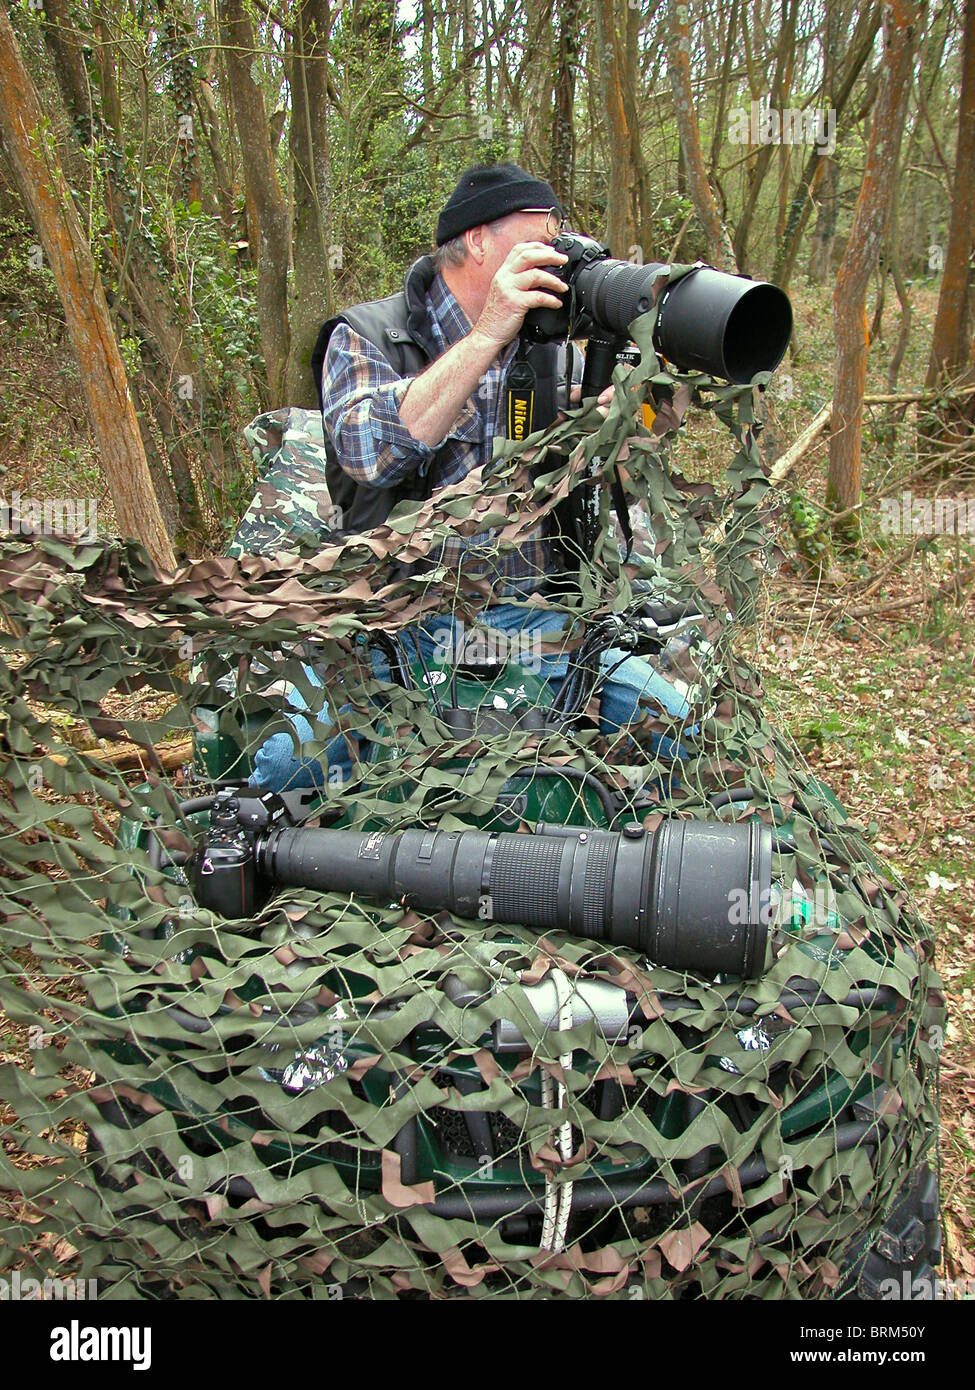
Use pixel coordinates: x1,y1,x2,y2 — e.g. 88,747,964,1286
653,267,792,381
254,819,773,979
522,235,793,384
575,258,792,383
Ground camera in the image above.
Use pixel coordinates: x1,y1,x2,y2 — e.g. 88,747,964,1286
191,791,774,979
522,232,793,384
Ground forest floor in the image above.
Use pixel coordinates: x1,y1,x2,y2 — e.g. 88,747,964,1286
747,278,975,1283
754,563,975,1286
1,276,974,1290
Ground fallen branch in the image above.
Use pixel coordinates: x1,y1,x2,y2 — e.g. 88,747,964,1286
767,382,975,490
854,538,922,600
846,592,930,619
47,738,193,772
863,384,975,407
845,562,975,619
768,404,832,487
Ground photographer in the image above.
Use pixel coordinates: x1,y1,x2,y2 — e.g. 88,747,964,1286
251,164,693,792
316,162,608,594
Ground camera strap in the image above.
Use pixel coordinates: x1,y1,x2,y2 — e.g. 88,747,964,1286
504,334,635,569
609,467,634,561
608,344,639,562
504,343,537,443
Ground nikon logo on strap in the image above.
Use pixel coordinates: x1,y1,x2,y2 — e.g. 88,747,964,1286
505,359,536,441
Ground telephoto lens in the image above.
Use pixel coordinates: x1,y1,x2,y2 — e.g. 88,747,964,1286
522,233,792,384
254,819,773,979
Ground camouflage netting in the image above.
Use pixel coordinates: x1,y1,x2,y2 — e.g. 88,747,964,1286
0,290,943,1300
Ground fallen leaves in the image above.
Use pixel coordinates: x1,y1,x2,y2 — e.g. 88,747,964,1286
926,870,961,893
759,551,975,1242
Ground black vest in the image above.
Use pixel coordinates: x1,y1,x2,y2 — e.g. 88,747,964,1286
311,257,561,536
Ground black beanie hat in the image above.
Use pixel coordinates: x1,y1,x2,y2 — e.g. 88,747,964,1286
435,164,562,246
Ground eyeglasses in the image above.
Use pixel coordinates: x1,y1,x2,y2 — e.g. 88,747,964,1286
519,208,567,239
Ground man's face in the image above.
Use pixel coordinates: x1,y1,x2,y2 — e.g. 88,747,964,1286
480,209,560,276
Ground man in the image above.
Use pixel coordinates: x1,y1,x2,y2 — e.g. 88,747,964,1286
251,164,691,792
315,162,602,596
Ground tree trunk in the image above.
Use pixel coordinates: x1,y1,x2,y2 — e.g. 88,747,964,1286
219,0,292,404
773,4,881,290
886,161,913,393
41,0,209,549
869,260,888,344
827,0,920,539
925,0,975,388
41,0,93,143
0,6,175,570
549,0,581,213
807,154,838,281
594,0,637,255
130,377,181,539
93,4,123,143
807,1,842,281
462,0,476,134
518,0,555,173
195,76,237,231
708,0,740,183
622,0,652,255
287,0,334,406
776,137,791,244
734,0,798,274
482,0,493,111
161,2,202,209
422,0,436,104
667,0,737,271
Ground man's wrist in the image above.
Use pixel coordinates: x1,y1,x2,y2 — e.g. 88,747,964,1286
467,323,510,356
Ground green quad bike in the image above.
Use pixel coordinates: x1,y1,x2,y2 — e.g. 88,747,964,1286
93,589,944,1302
88,251,941,1301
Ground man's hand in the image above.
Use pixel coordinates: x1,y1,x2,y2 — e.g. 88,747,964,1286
399,241,569,447
567,383,615,418
472,242,568,348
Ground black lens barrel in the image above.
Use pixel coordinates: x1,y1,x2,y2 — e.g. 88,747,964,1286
573,258,792,384
254,819,772,979
647,817,773,978
523,235,793,384
652,267,793,383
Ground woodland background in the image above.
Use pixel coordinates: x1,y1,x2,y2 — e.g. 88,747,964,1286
1,0,974,1281
0,0,972,563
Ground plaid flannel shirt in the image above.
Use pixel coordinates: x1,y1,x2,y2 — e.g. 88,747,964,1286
320,271,551,599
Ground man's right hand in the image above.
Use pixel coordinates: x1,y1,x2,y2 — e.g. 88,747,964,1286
472,242,569,348
399,241,569,449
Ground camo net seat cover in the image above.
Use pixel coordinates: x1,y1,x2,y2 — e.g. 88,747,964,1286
0,282,943,1300
229,407,337,560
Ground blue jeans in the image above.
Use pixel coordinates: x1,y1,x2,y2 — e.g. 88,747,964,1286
250,603,693,792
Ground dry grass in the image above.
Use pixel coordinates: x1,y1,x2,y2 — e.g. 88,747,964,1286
750,545,975,1283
